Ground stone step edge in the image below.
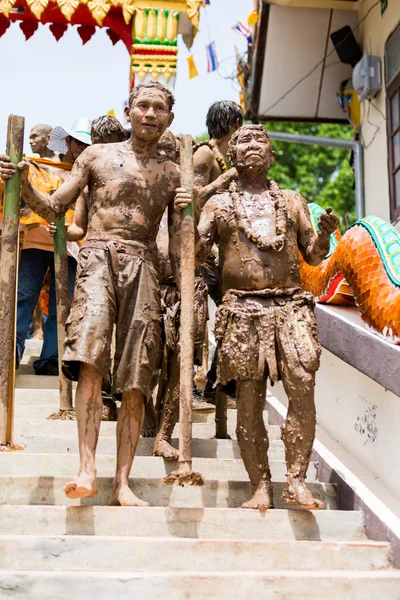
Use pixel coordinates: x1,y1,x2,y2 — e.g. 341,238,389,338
1,570,399,578
0,534,389,548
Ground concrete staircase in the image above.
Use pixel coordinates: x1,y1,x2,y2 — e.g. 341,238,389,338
1,341,400,599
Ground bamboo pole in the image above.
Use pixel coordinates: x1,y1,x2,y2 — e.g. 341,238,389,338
0,115,24,446
53,217,73,413
164,134,204,486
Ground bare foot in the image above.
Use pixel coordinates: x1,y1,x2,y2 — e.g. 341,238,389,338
282,478,325,510
241,482,272,511
102,397,118,421
227,398,236,409
108,484,149,507
141,401,157,438
153,437,179,461
63,473,98,499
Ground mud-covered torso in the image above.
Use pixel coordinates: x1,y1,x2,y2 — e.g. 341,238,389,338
211,190,302,295
85,143,179,244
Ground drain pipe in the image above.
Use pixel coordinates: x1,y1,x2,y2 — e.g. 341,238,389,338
268,131,365,221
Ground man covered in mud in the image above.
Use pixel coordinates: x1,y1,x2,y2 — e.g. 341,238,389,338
192,101,243,408
5,81,187,506
189,124,339,510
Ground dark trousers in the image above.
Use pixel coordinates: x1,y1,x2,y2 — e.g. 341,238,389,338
16,249,76,372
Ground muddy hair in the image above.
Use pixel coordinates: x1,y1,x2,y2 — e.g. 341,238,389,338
129,81,175,112
91,116,128,144
206,101,244,139
228,124,272,164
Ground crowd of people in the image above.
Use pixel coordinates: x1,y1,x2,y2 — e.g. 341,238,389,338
0,81,338,511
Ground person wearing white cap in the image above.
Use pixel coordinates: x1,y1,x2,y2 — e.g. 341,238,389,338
0,118,91,376
48,117,92,172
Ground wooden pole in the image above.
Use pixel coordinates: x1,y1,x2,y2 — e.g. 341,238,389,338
0,115,24,445
178,134,195,474
53,218,73,412
164,134,204,486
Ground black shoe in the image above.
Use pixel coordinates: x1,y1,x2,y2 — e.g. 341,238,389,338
15,348,22,370
35,361,59,376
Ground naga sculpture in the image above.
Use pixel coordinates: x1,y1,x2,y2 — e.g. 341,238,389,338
301,203,400,344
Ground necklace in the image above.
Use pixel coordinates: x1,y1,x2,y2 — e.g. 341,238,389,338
194,140,228,172
230,180,287,251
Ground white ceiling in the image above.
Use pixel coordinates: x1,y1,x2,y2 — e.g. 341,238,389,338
257,5,359,121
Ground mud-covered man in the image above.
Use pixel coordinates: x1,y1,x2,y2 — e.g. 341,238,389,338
190,124,339,510
5,81,187,506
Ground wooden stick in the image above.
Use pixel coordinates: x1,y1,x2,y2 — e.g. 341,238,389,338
0,115,24,445
53,217,73,412
178,134,195,473
164,134,204,486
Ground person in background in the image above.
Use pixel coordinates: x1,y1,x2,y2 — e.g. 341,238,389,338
0,118,91,375
29,124,57,161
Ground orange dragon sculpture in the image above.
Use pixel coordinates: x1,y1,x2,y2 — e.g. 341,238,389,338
301,203,400,344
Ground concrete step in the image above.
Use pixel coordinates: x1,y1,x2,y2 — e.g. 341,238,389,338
0,506,364,541
2,570,400,599
14,406,255,425
15,375,63,390
0,477,336,509
14,435,285,459
14,389,65,405
14,420,280,440
0,536,391,572
0,454,313,481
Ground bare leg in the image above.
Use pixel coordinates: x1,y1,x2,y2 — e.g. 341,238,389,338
153,352,180,460
109,390,149,507
193,334,209,390
141,398,157,438
214,385,230,439
64,363,102,499
281,370,324,510
236,378,272,510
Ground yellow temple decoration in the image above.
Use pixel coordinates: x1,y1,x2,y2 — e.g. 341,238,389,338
0,0,202,27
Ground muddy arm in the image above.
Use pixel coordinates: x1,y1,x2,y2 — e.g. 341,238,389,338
196,195,219,264
194,145,214,190
20,151,91,222
198,168,237,210
66,188,88,241
168,201,182,289
295,192,339,266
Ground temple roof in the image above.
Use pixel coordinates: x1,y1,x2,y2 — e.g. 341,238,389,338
0,0,202,27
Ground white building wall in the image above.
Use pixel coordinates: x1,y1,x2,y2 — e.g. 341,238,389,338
271,347,400,501
358,0,400,224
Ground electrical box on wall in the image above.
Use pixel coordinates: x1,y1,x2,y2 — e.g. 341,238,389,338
352,54,382,102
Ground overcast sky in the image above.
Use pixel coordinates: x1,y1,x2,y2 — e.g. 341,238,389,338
0,0,253,151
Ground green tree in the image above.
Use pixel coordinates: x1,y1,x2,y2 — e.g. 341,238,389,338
264,121,356,231
196,121,356,231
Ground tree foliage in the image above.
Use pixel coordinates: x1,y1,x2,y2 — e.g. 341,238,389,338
264,121,356,231
196,121,356,232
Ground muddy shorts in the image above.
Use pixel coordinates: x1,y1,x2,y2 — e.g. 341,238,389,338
62,240,162,397
214,288,321,386
161,276,208,365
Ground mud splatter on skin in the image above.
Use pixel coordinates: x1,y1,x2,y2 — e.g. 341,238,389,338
197,125,339,510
